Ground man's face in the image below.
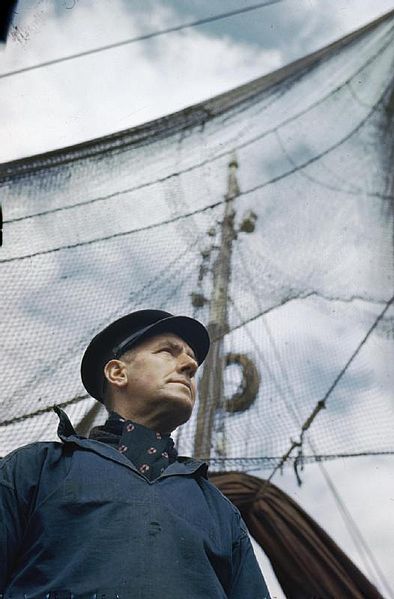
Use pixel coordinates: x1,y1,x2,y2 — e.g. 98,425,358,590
119,332,198,431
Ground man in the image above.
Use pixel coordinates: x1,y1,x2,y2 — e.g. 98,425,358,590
0,310,271,598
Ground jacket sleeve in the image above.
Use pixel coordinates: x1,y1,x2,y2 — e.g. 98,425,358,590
229,512,271,599
0,444,50,589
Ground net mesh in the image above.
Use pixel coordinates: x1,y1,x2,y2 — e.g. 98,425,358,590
1,11,393,471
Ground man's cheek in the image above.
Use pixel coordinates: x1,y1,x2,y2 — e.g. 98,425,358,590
129,372,152,389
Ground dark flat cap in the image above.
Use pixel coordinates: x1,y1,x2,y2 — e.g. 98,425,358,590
81,309,210,402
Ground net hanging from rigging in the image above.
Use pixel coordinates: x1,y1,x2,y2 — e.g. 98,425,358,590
0,11,393,469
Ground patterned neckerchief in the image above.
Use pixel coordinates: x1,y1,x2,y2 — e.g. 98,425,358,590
89,411,178,481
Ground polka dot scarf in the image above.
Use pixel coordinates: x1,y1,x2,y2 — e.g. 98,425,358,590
91,411,178,481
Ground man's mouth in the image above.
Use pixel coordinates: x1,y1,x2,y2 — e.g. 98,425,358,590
169,379,191,392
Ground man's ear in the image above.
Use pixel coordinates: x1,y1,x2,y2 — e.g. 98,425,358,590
104,359,128,390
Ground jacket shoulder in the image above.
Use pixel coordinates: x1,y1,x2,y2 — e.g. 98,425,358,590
202,476,237,505
1,440,64,463
201,476,243,515
0,442,65,488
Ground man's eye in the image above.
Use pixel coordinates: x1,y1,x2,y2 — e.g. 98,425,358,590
159,348,172,354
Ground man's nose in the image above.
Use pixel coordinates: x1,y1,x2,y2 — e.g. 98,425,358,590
178,353,198,377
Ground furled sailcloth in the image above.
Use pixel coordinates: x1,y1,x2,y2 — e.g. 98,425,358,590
0,9,393,597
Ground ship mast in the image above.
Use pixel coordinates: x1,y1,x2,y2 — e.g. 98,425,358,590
193,155,240,459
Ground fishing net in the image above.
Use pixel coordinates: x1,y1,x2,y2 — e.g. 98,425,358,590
1,11,393,471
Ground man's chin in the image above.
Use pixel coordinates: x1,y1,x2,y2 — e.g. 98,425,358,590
162,394,194,428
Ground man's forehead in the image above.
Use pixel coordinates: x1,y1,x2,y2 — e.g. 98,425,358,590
138,332,196,358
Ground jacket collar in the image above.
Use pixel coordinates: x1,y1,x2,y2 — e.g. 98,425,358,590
54,406,208,480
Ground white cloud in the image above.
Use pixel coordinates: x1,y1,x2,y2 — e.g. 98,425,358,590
1,0,393,162
0,0,282,161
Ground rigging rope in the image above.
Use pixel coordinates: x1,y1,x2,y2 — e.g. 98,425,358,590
3,79,392,265
235,244,394,591
5,22,394,223
267,295,394,482
0,0,283,80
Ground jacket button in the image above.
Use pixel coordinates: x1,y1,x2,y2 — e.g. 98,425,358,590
148,521,162,536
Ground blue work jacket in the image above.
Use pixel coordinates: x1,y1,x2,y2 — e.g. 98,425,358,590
0,408,270,598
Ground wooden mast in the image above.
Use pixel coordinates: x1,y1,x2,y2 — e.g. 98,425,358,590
193,155,239,459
